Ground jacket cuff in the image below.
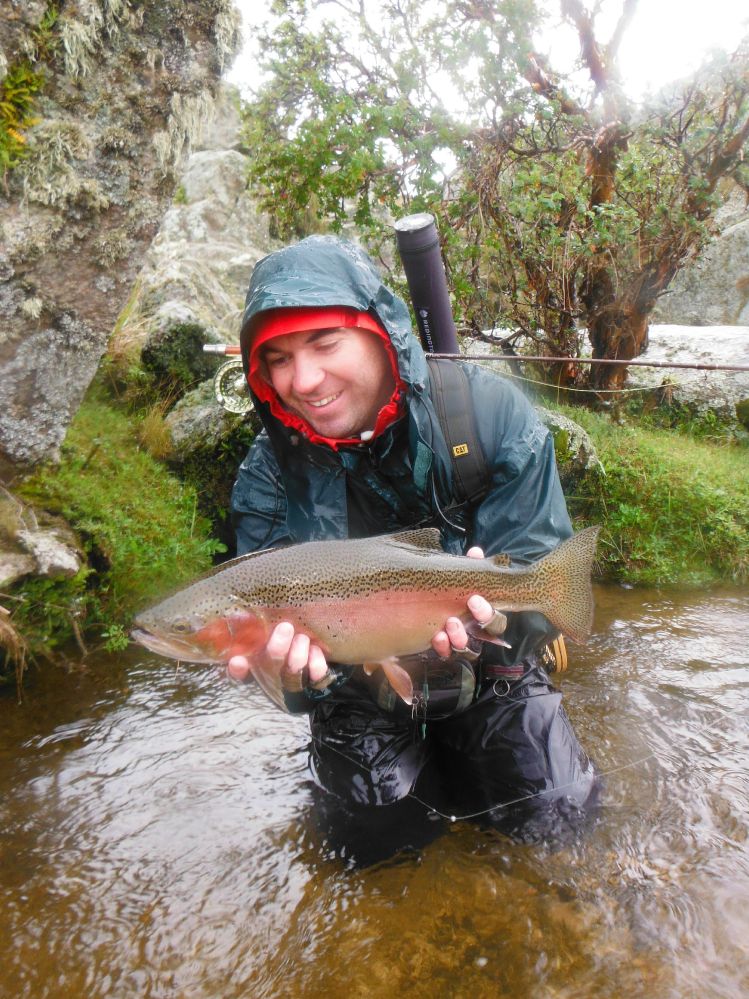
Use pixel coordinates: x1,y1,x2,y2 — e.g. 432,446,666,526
281,665,349,713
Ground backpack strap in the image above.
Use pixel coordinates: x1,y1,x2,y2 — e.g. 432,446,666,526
426,356,491,506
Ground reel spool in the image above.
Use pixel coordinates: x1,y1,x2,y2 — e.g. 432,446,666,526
213,358,253,415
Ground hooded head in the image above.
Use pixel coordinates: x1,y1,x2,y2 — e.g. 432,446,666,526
240,237,427,448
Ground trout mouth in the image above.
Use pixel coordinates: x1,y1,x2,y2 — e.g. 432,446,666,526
130,627,219,664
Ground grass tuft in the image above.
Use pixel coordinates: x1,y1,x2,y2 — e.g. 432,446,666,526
16,383,224,660
562,406,749,586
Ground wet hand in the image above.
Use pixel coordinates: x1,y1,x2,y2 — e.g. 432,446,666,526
226,622,329,684
430,546,503,658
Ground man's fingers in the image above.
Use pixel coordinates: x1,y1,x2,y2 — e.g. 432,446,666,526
266,621,295,661
307,644,329,682
432,617,470,657
445,616,469,649
286,632,311,673
467,594,494,627
468,594,508,637
227,655,252,681
431,629,451,657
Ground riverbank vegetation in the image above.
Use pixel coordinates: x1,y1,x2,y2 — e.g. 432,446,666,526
564,407,749,586
12,382,223,672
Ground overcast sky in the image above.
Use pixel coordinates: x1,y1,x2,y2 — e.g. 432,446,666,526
226,0,749,103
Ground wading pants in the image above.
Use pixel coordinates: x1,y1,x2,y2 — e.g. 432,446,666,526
308,661,598,841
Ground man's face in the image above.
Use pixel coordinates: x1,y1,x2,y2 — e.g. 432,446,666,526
260,327,396,439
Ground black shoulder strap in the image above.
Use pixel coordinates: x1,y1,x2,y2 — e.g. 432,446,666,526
426,356,491,506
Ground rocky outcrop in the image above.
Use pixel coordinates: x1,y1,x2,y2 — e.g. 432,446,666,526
0,486,82,589
110,85,274,370
105,86,274,549
627,324,749,426
652,187,749,327
0,0,242,475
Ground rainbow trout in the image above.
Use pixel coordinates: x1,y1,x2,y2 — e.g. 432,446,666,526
131,527,599,706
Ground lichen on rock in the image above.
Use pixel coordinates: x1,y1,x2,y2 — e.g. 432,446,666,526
0,0,243,474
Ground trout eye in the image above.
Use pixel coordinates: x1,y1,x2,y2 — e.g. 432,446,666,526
171,619,195,635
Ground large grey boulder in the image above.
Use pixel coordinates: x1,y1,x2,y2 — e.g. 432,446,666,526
112,86,276,382
627,324,749,426
652,188,749,327
0,0,242,475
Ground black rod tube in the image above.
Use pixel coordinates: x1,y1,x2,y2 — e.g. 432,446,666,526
394,213,459,354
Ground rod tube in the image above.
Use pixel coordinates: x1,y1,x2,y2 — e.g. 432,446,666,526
394,213,459,354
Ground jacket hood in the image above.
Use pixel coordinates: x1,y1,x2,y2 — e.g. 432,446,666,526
240,236,429,404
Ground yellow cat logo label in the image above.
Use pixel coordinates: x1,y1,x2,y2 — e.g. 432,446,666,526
452,443,469,457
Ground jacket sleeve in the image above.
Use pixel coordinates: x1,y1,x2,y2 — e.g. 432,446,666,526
230,431,292,555
465,366,573,665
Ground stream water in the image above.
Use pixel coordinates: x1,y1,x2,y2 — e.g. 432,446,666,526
1,584,748,998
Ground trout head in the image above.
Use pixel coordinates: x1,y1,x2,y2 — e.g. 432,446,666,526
131,607,268,665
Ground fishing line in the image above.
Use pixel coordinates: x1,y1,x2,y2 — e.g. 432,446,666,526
499,370,657,394
407,754,658,822
306,728,658,824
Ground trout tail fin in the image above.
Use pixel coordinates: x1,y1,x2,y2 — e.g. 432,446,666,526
532,526,600,643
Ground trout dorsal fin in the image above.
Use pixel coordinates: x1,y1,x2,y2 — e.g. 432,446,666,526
491,552,512,567
386,528,443,550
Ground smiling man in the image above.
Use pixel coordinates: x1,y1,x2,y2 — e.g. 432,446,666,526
230,236,597,851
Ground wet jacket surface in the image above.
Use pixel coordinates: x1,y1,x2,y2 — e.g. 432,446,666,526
230,237,595,817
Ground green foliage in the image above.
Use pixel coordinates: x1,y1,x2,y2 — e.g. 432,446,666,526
623,393,740,444
563,407,749,586
174,412,257,553
101,624,131,653
0,61,44,173
243,5,458,240
16,384,224,658
240,1,749,385
0,4,60,175
735,398,749,431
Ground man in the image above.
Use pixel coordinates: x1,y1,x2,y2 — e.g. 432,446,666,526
229,235,597,846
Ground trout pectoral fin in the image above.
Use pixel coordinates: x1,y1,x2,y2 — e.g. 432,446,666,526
363,658,414,703
383,658,414,703
466,619,512,648
247,659,288,713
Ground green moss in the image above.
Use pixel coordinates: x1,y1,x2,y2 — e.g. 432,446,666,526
736,398,749,431
140,322,221,401
15,382,224,658
561,406,749,586
0,61,45,173
0,4,59,174
174,416,257,553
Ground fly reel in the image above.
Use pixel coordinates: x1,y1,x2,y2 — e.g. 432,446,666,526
213,357,253,415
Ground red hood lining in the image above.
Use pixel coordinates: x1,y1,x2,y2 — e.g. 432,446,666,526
245,307,406,450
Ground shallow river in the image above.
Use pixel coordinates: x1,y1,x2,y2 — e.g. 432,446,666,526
2,585,748,998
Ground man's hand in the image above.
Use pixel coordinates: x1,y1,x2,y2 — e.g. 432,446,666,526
226,622,328,684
